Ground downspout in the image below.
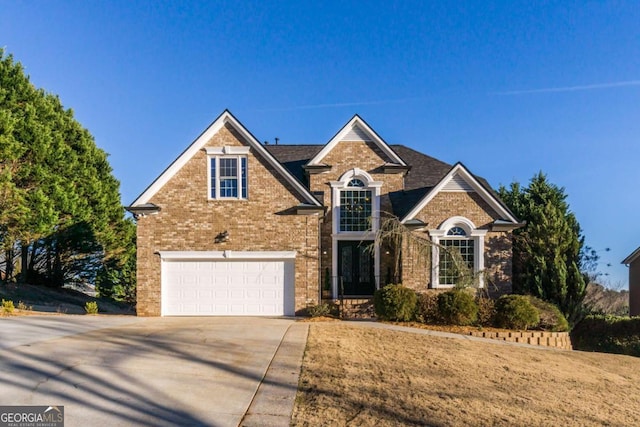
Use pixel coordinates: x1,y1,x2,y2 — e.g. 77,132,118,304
318,214,323,305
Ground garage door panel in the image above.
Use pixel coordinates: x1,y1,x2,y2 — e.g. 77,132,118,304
162,257,293,316
229,275,246,286
213,289,229,298
245,289,260,299
262,289,278,299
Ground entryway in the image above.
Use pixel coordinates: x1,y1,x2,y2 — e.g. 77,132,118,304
337,240,375,296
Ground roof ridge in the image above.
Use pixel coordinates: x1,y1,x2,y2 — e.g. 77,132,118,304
264,143,324,146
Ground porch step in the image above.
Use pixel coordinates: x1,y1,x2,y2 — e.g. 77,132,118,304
333,298,376,319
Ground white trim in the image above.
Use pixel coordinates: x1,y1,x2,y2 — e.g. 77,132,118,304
438,216,477,235
331,168,382,236
307,115,407,166
428,217,486,289
401,163,518,224
205,146,251,155
131,110,321,207
623,246,640,265
208,155,248,200
339,168,373,183
330,168,381,297
158,250,297,260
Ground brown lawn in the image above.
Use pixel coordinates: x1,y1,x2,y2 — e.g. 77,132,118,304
292,323,640,427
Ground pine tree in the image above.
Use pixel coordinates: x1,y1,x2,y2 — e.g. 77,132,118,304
0,49,134,299
499,173,587,323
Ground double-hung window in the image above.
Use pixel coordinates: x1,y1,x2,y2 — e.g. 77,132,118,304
209,155,248,199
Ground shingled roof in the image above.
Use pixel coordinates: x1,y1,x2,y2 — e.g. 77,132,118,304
265,144,451,184
264,145,323,183
265,143,512,221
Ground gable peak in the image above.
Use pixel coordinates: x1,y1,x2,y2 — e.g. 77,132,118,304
307,114,407,166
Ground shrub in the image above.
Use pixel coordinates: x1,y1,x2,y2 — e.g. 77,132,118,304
374,284,417,321
495,295,539,330
17,301,32,311
476,295,496,326
1,299,15,315
437,290,478,326
415,292,440,324
308,303,334,318
85,301,99,315
571,315,640,357
526,296,569,332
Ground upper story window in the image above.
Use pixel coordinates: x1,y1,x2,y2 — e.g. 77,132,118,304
207,146,250,200
340,189,372,231
331,168,382,234
447,226,467,236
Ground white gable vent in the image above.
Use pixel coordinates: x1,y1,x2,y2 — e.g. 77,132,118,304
342,125,372,142
443,173,475,192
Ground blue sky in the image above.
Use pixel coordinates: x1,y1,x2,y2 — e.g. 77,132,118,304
2,1,638,286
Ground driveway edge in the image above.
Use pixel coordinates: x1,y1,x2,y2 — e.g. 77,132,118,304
240,322,309,426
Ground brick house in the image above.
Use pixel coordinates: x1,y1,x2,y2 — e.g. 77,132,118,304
127,110,521,316
622,247,640,316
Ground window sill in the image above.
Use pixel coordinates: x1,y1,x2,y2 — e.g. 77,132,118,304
431,284,456,289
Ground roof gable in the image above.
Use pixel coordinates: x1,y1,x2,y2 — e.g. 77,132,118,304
130,110,321,207
400,163,518,224
307,115,407,167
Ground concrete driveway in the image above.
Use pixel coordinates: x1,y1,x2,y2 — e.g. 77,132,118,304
0,316,304,426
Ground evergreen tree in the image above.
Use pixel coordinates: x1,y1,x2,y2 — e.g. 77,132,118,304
499,172,587,323
0,49,134,299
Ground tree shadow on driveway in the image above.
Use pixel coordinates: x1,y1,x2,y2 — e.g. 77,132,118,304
0,317,296,426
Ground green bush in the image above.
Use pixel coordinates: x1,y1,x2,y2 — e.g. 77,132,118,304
437,290,478,326
571,315,640,357
85,301,99,315
526,296,569,332
307,303,334,318
476,295,496,326
495,295,539,330
1,299,15,315
415,292,440,323
374,284,417,321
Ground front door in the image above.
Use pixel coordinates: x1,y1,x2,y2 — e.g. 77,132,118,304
337,240,375,296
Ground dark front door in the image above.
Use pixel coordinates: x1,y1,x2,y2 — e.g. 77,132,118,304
338,240,375,296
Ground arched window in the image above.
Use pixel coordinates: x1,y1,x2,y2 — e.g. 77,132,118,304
429,217,487,288
447,226,467,236
348,178,366,187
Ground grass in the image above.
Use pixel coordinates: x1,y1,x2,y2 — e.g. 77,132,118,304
292,323,640,426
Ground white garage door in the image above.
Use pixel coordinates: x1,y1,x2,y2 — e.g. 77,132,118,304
160,251,296,316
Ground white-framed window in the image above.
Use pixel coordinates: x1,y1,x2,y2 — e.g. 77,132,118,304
439,228,475,286
429,217,486,288
330,169,382,235
206,146,250,200
339,179,372,232
330,169,384,298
